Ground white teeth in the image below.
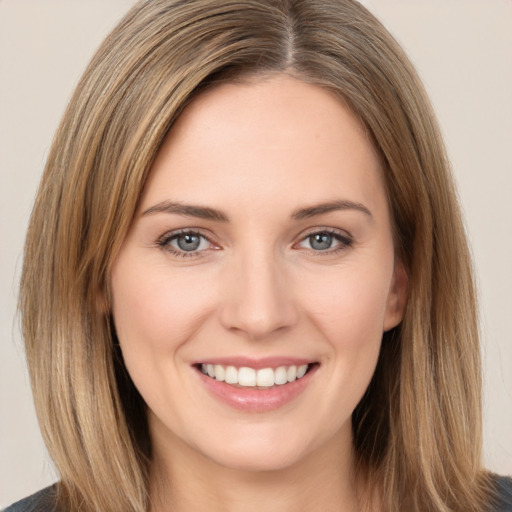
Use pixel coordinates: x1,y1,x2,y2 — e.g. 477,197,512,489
214,364,225,382
297,364,308,378
225,365,238,384
238,367,256,386
199,363,312,387
274,366,288,385
256,368,275,387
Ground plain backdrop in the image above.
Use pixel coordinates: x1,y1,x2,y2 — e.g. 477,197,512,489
1,0,511,507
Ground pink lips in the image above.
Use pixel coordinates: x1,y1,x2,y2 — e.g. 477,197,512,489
193,358,319,413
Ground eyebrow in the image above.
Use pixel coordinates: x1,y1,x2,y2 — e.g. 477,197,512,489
142,201,229,222
291,200,373,220
142,199,372,222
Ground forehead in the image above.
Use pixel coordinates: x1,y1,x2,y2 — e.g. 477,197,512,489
139,75,386,218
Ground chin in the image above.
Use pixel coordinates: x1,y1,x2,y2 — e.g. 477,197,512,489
206,444,308,473
190,423,325,474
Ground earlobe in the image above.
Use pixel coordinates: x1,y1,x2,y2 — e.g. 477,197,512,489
383,261,408,332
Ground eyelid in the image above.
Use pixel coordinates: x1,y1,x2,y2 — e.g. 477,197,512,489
299,225,352,238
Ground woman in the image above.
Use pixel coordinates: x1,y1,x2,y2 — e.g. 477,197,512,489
7,0,512,510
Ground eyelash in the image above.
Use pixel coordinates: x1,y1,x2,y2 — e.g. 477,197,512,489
156,228,353,258
156,229,215,259
296,228,353,255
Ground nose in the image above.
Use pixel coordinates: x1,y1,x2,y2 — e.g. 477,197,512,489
219,247,299,341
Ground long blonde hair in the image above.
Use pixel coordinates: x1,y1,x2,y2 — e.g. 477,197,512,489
19,0,494,510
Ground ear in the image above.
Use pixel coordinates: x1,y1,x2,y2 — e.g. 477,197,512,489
383,260,408,332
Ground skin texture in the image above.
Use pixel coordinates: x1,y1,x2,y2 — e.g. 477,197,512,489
111,75,407,512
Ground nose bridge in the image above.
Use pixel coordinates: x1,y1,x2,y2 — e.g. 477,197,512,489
219,241,298,339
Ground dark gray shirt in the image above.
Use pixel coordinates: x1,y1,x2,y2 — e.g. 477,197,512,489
4,475,512,511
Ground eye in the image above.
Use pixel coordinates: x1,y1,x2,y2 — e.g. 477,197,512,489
308,232,335,251
297,230,352,252
173,233,206,252
158,230,214,257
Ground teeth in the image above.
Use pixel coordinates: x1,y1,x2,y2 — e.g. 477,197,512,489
238,367,256,386
214,364,225,382
225,366,238,384
256,368,274,387
274,366,288,385
297,364,308,378
199,363,311,387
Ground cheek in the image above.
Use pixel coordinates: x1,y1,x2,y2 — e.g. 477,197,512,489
111,258,217,360
300,264,393,348
279,264,391,446
110,257,221,420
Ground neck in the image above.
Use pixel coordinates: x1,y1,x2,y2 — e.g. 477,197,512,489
148,426,364,512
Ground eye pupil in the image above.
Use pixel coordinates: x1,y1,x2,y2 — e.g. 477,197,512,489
310,233,332,250
177,234,201,251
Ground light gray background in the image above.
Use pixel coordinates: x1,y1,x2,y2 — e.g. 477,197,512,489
1,0,511,507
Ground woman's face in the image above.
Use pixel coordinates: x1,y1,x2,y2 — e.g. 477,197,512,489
111,75,406,473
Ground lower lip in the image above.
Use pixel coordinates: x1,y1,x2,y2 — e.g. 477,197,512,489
195,365,318,412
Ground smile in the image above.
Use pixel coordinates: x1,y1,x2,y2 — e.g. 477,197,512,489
199,363,310,388
194,360,319,412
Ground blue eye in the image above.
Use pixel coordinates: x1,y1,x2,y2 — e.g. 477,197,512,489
309,233,334,250
158,231,212,256
298,230,352,252
174,233,202,251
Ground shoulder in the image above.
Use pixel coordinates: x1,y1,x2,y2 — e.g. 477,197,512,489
491,474,512,512
3,485,59,512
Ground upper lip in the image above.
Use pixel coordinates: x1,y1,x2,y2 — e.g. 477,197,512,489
192,356,316,369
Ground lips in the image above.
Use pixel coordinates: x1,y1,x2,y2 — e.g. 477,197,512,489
193,358,319,412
